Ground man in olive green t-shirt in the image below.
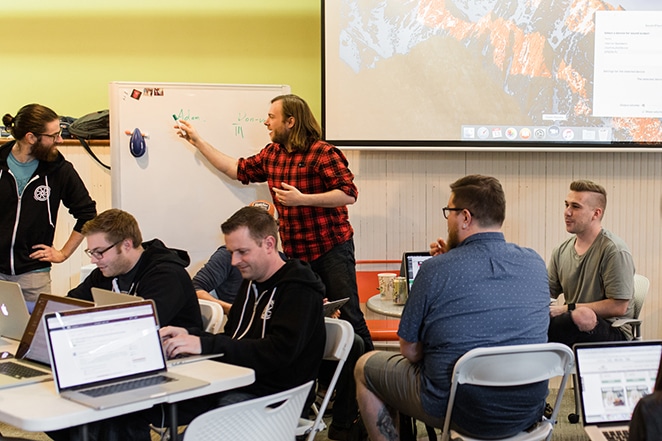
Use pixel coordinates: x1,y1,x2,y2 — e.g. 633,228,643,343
547,180,635,346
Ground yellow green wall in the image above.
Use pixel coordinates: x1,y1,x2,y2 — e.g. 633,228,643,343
1,0,321,118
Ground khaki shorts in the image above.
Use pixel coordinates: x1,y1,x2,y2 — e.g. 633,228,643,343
362,351,445,428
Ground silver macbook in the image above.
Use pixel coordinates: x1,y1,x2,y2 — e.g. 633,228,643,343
92,288,222,367
0,281,30,340
574,340,662,441
0,293,93,389
400,251,433,293
44,300,209,410
91,287,143,306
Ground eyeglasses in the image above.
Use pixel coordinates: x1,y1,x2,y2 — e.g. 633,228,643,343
442,207,468,219
37,129,62,143
84,240,122,259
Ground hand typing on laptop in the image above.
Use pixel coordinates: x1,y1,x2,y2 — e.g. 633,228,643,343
160,326,202,359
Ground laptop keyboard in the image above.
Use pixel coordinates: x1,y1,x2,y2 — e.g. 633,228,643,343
81,375,175,397
0,361,46,379
604,429,629,441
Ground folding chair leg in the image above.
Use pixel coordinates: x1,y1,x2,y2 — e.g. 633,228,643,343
568,373,580,424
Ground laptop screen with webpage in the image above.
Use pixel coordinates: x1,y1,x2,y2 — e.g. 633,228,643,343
44,300,166,393
574,340,662,426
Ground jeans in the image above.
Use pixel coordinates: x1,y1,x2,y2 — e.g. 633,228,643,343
548,311,627,346
310,239,373,351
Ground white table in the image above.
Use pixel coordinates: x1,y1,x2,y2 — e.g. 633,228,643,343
366,294,405,317
0,337,254,437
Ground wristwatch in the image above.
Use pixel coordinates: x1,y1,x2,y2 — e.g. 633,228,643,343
567,303,576,311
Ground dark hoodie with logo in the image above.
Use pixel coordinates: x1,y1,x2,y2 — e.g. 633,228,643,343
68,239,202,332
0,141,96,275
198,258,326,398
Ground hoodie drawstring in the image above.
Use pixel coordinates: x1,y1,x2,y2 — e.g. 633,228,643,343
233,282,277,340
232,282,256,340
45,175,54,228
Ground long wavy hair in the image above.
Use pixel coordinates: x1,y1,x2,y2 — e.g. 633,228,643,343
272,94,321,153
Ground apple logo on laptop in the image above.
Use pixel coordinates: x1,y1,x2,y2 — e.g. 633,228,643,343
0,303,8,316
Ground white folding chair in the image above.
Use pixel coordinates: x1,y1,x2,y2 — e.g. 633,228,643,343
568,273,650,423
440,343,574,441
611,273,649,340
183,380,313,441
198,299,225,334
297,318,355,441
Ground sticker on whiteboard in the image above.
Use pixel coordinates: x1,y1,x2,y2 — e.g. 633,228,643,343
130,89,142,100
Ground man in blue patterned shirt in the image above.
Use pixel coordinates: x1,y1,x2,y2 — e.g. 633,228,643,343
355,174,550,440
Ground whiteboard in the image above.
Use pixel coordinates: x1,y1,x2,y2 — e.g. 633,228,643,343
110,81,290,273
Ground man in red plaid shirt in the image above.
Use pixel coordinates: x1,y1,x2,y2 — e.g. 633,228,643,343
177,94,372,439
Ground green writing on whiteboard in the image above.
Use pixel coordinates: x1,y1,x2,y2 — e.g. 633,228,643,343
236,113,266,124
174,110,200,122
233,112,267,139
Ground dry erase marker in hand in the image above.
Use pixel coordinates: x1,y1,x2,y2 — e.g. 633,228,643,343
172,115,186,136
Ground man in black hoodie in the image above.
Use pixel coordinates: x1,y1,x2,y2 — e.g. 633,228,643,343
68,208,202,331
0,104,96,302
50,205,325,441
162,204,326,401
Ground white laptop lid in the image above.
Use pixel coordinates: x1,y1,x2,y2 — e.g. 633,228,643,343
0,281,30,340
401,252,433,293
574,340,662,429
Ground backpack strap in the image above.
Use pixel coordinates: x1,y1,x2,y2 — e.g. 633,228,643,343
76,137,110,170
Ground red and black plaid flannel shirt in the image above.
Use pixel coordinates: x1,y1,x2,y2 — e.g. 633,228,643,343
237,141,357,262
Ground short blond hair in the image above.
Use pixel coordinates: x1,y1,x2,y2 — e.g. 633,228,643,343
570,180,607,212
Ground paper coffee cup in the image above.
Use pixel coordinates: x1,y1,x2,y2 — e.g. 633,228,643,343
378,273,397,300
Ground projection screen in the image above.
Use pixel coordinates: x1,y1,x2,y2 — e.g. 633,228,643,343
323,0,662,150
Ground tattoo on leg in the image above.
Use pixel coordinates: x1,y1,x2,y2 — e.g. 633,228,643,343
376,405,398,441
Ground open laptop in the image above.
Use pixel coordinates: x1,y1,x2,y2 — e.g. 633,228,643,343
91,287,144,306
400,251,433,293
92,288,222,366
0,293,93,389
44,300,209,409
574,340,662,441
0,281,30,340
93,288,222,367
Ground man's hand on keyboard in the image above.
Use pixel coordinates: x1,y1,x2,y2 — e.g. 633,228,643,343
160,326,202,359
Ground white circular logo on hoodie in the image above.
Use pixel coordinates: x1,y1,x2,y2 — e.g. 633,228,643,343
33,185,51,201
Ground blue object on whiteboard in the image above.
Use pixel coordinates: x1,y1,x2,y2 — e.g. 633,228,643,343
129,128,146,157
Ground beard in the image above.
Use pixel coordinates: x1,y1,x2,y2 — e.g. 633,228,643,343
272,133,288,146
31,141,58,162
446,226,461,251
270,127,290,146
